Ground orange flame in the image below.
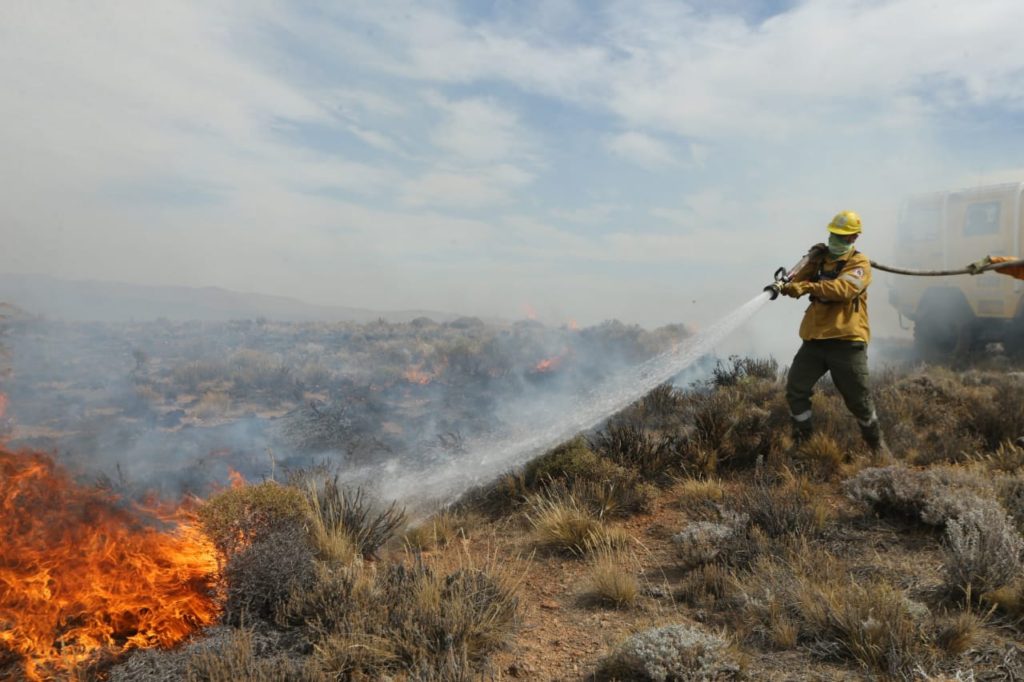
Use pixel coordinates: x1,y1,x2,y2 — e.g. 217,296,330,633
404,365,433,385
521,303,538,321
533,356,563,373
567,319,579,331
0,448,220,680
228,468,246,489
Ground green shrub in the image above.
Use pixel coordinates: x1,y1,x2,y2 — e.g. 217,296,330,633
198,482,310,556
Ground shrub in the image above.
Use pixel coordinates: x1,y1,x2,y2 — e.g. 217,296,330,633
672,514,748,570
403,511,473,551
673,477,725,515
304,477,406,559
594,624,743,681
999,477,1024,534
966,378,1024,450
184,629,320,682
281,560,519,678
198,482,310,556
711,355,778,387
591,421,681,481
734,547,934,676
733,472,829,539
195,390,231,419
523,437,621,488
224,527,317,625
943,504,1024,597
843,465,996,527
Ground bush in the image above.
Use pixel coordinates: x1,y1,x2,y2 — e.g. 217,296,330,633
280,560,519,678
523,437,620,487
594,624,743,681
732,472,829,539
711,355,778,387
184,629,319,682
843,465,997,527
304,477,406,559
672,514,748,570
734,547,935,676
224,527,317,625
198,482,310,556
943,504,1024,597
591,421,682,481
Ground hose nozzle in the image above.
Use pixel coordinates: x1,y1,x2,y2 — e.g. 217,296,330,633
764,266,789,300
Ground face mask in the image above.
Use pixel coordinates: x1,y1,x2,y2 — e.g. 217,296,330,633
828,234,853,257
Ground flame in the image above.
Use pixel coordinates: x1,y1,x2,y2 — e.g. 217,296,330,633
404,365,433,385
533,356,563,373
228,468,246,489
0,448,220,680
521,303,538,321
567,319,579,331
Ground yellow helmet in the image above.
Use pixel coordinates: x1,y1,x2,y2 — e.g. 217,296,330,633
828,210,862,235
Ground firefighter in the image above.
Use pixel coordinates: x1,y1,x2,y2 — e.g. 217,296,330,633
779,211,887,453
966,255,1024,279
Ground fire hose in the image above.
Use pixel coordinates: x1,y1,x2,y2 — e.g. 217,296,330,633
763,256,1024,299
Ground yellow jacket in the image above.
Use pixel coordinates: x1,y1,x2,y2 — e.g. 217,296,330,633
790,247,871,343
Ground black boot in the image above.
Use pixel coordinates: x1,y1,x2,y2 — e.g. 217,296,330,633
860,420,892,460
791,418,813,445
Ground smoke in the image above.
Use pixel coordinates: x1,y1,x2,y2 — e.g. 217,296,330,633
1,311,724,505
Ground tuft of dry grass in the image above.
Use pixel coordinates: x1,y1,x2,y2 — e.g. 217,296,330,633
792,432,845,480
304,476,406,559
585,542,640,608
672,476,725,511
935,610,986,656
402,510,477,551
195,389,231,419
526,488,607,556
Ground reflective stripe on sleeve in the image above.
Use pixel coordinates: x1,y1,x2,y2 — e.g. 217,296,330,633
792,410,813,422
839,274,866,289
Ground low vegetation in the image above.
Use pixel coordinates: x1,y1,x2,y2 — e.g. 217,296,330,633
99,359,1024,680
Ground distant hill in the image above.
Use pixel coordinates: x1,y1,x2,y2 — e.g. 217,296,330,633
0,273,459,323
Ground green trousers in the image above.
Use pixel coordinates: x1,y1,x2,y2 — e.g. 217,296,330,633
785,339,877,429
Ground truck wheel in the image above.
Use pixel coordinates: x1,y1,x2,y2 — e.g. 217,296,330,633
913,297,976,363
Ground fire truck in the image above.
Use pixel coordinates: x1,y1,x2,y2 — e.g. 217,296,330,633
888,182,1024,358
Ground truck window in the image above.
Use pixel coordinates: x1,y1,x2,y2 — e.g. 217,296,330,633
964,201,1001,236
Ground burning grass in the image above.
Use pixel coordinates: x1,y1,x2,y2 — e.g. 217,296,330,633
0,448,219,681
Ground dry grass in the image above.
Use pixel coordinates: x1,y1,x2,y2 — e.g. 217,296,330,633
526,487,608,556
585,543,640,608
304,476,406,559
403,511,476,551
672,476,725,512
792,432,845,481
733,544,936,676
195,389,231,419
732,470,830,539
278,555,521,679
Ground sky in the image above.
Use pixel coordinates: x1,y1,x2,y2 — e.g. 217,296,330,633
2,0,1024,336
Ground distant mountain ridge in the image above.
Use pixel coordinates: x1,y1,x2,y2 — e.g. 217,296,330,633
0,273,460,323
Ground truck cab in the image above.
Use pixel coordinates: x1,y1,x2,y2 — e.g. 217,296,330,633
888,182,1024,358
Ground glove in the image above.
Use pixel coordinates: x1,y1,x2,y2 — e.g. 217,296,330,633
807,243,828,262
966,256,992,275
782,281,809,298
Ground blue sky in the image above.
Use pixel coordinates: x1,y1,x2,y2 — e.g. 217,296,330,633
2,0,1024,334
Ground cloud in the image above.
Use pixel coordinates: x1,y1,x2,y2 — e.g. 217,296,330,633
401,164,534,208
607,131,678,168
427,93,534,163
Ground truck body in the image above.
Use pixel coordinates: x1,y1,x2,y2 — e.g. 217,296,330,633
888,182,1024,357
